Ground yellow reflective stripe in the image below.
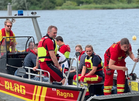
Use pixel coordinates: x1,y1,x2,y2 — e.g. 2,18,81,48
38,47,47,62
0,30,2,41
91,75,98,81
35,86,42,101
104,86,113,89
40,87,47,101
101,61,103,67
83,76,98,82
117,84,125,87
117,89,124,92
83,77,90,82
103,89,111,93
32,85,37,101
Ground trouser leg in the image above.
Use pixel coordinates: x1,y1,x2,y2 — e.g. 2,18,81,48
103,67,114,95
117,70,125,94
68,72,76,85
80,74,103,96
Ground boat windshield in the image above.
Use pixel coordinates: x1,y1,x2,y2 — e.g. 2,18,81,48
0,36,35,55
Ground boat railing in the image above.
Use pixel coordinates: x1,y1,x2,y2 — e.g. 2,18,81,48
64,52,80,87
24,66,51,83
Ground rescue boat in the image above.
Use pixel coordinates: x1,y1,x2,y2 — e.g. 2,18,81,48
0,3,139,101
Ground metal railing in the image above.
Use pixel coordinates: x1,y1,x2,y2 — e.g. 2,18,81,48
24,66,50,83
64,52,80,87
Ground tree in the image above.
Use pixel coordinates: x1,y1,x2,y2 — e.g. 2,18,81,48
0,0,4,10
56,0,65,6
80,0,94,4
41,0,56,10
135,0,139,4
12,0,27,10
62,1,77,6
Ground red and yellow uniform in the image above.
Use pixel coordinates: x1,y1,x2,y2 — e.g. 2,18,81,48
59,44,70,58
38,34,64,82
73,54,103,96
0,28,16,51
103,42,131,95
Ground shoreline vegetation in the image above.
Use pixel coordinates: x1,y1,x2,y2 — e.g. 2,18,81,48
56,3,139,10
0,0,139,10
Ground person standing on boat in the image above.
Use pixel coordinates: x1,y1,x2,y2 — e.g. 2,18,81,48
55,36,70,58
68,44,86,85
0,19,16,53
103,38,138,95
73,45,103,96
38,25,65,84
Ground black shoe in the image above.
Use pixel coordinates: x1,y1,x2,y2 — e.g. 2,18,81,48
52,81,62,85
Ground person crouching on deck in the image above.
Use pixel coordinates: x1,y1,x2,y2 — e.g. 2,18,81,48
73,45,104,96
103,38,139,95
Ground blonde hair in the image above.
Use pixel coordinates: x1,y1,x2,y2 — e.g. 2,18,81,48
75,44,83,50
85,45,94,51
4,19,12,25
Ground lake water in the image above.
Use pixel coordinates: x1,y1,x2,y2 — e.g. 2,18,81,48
0,9,139,100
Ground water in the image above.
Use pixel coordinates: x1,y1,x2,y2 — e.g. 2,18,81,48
0,9,139,100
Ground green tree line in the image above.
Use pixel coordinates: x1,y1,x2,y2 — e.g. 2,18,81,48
0,0,139,10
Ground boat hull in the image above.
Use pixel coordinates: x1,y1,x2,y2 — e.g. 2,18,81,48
0,73,86,101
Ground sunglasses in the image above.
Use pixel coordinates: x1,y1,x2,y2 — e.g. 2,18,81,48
6,25,12,28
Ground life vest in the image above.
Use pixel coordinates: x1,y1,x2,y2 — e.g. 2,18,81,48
1,28,14,46
9,47,18,52
59,44,70,58
64,45,70,58
85,54,103,72
38,35,58,62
